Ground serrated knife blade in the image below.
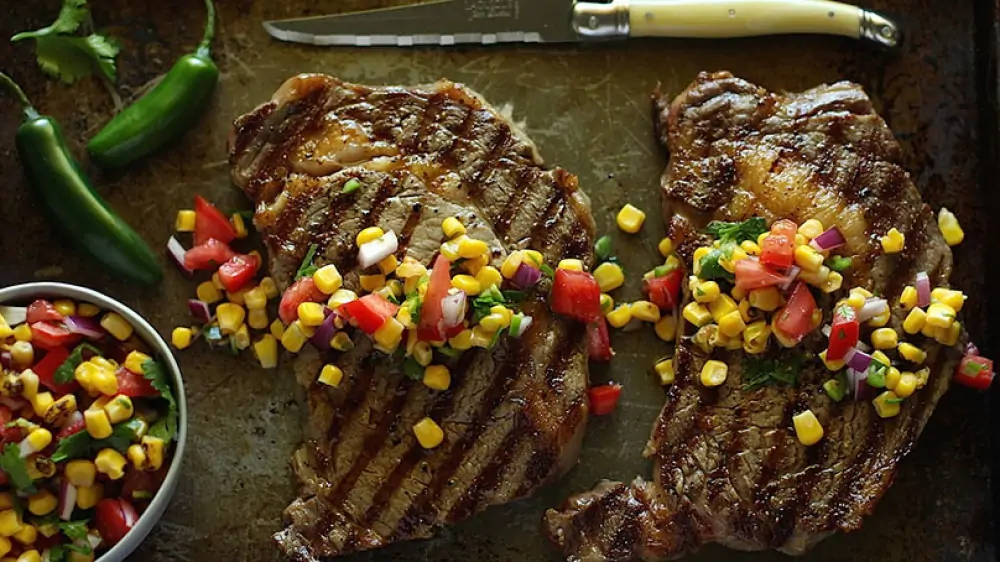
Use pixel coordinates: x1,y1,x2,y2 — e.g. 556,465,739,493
263,0,900,48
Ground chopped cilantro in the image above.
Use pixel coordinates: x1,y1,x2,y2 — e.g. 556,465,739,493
60,519,89,542
471,286,522,323
51,423,132,463
825,255,853,273
487,327,506,349
866,360,889,388
437,346,461,359
341,178,362,194
742,355,802,391
47,546,66,562
697,245,734,282
53,343,102,384
402,358,423,381
295,244,320,280
142,359,178,442
539,263,555,277
0,444,35,493
703,217,768,244
404,296,422,324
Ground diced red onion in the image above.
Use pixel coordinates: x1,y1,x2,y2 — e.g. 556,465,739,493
915,271,931,307
512,263,542,289
848,368,877,400
441,292,467,328
18,436,36,458
0,397,24,411
857,298,888,322
64,316,105,340
0,352,10,370
965,342,980,356
187,300,212,323
310,312,338,351
779,266,801,290
847,349,872,372
0,307,26,327
809,227,846,251
855,340,872,353
357,230,398,269
58,481,77,521
509,315,533,338
821,324,832,337
86,532,102,550
167,236,193,277
62,411,83,431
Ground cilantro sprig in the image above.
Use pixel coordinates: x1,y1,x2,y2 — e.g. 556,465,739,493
0,444,36,493
703,217,768,244
295,244,320,280
53,343,102,384
742,355,802,391
11,0,121,84
142,359,178,442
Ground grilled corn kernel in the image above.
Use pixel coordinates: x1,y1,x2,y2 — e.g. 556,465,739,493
658,237,674,258
325,290,357,312
253,278,277,302
869,350,890,367
820,271,844,294
457,237,489,259
99,312,133,341
76,303,100,318
920,319,938,338
901,307,926,335
743,320,771,352
797,265,830,286
716,311,745,338
937,321,961,346
819,350,845,371
736,241,760,258
664,254,681,272
470,326,493,348
885,366,902,390
127,444,146,471
315,364,343,388
691,325,716,354
798,219,825,240
479,313,510,333
84,409,112,439
175,209,196,232
374,318,405,350
65,460,96,488
440,216,466,238
26,490,56,517
21,429,51,457
451,275,482,296
405,342,431,368
0,495,11,512
0,511,21,537
654,315,677,342
439,239,461,261
895,372,918,398
215,303,245,335
296,302,325,328
593,263,624,292
10,343,33,368
737,299,756,323
871,328,898,350
448,329,474,350
500,251,524,279
249,334,277,369
873,391,902,418
897,342,927,364
75,484,103,510
196,281,222,304
691,247,710,276
226,286,250,306
719,247,748,273
19,371,38,400
897,286,917,310
931,288,966,312
654,358,676,385
630,301,661,323
243,309,267,333
925,302,956,329
794,244,824,272
700,360,728,387
606,305,632,329
11,524,34,546
692,280,720,304
413,417,445,449
938,207,964,246
557,259,584,272
30,393,53,418
844,294,865,313
748,287,783,312
523,250,543,268
234,288,264,313
423,365,451,391
0,537,8,557
867,308,890,328
0,316,11,340
266,320,285,343
103,395,133,424
323,332,351,354
94,449,126,480
49,301,76,321
880,228,905,253
281,320,309,353
121,351,149,376
682,302,712,327
359,274,386,293
11,325,31,343
377,255,399,276
793,410,824,446
469,265,500,291
616,204,646,233
356,227,384,246
708,294,738,322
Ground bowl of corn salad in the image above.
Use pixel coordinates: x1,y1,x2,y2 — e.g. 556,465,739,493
0,283,185,562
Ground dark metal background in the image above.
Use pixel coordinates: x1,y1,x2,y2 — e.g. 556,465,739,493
0,0,994,560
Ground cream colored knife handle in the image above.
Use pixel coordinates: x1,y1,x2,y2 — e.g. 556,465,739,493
573,0,900,47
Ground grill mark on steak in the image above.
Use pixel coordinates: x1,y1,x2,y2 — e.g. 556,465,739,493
492,166,536,237
394,203,425,258
544,71,960,561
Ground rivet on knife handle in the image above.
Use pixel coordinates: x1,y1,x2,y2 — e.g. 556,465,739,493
573,0,900,47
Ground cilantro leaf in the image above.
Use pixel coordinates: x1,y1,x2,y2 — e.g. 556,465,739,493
47,546,66,562
51,422,132,463
60,520,89,542
0,444,36,493
703,217,768,244
404,296,422,324
54,343,102,384
825,255,853,273
697,245,735,282
539,263,555,277
141,359,178,442
295,244,319,280
402,358,423,381
11,0,120,84
742,355,803,391
10,0,87,40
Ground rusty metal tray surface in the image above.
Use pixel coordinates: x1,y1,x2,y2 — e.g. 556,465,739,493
0,0,995,560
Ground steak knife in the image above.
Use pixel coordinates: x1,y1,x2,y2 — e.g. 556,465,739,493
263,0,899,48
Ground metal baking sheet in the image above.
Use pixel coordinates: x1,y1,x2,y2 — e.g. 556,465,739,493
0,0,993,560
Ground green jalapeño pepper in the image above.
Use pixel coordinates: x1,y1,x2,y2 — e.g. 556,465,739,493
87,0,218,169
0,72,162,285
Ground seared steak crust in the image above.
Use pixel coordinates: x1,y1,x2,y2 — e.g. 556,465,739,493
229,74,595,560
544,71,960,561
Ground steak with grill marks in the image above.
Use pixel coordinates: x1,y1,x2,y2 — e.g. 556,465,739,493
543,71,963,560
228,74,595,560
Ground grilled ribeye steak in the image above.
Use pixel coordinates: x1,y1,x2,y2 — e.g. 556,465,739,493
544,71,961,560
229,74,595,560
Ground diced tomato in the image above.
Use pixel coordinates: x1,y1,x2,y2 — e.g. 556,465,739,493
0,406,21,444
95,498,139,547
184,238,236,271
955,355,994,390
29,322,81,351
734,260,789,292
550,269,602,323
278,277,326,325
760,234,794,268
774,282,817,344
339,294,399,335
57,416,86,439
827,303,859,361
217,253,260,293
26,300,64,324
122,465,168,502
643,269,683,311
587,318,613,362
770,219,798,238
588,384,622,416
116,366,159,398
417,255,454,341
194,195,237,246
31,346,79,395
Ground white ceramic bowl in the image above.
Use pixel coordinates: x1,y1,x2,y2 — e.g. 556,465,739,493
0,282,187,562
